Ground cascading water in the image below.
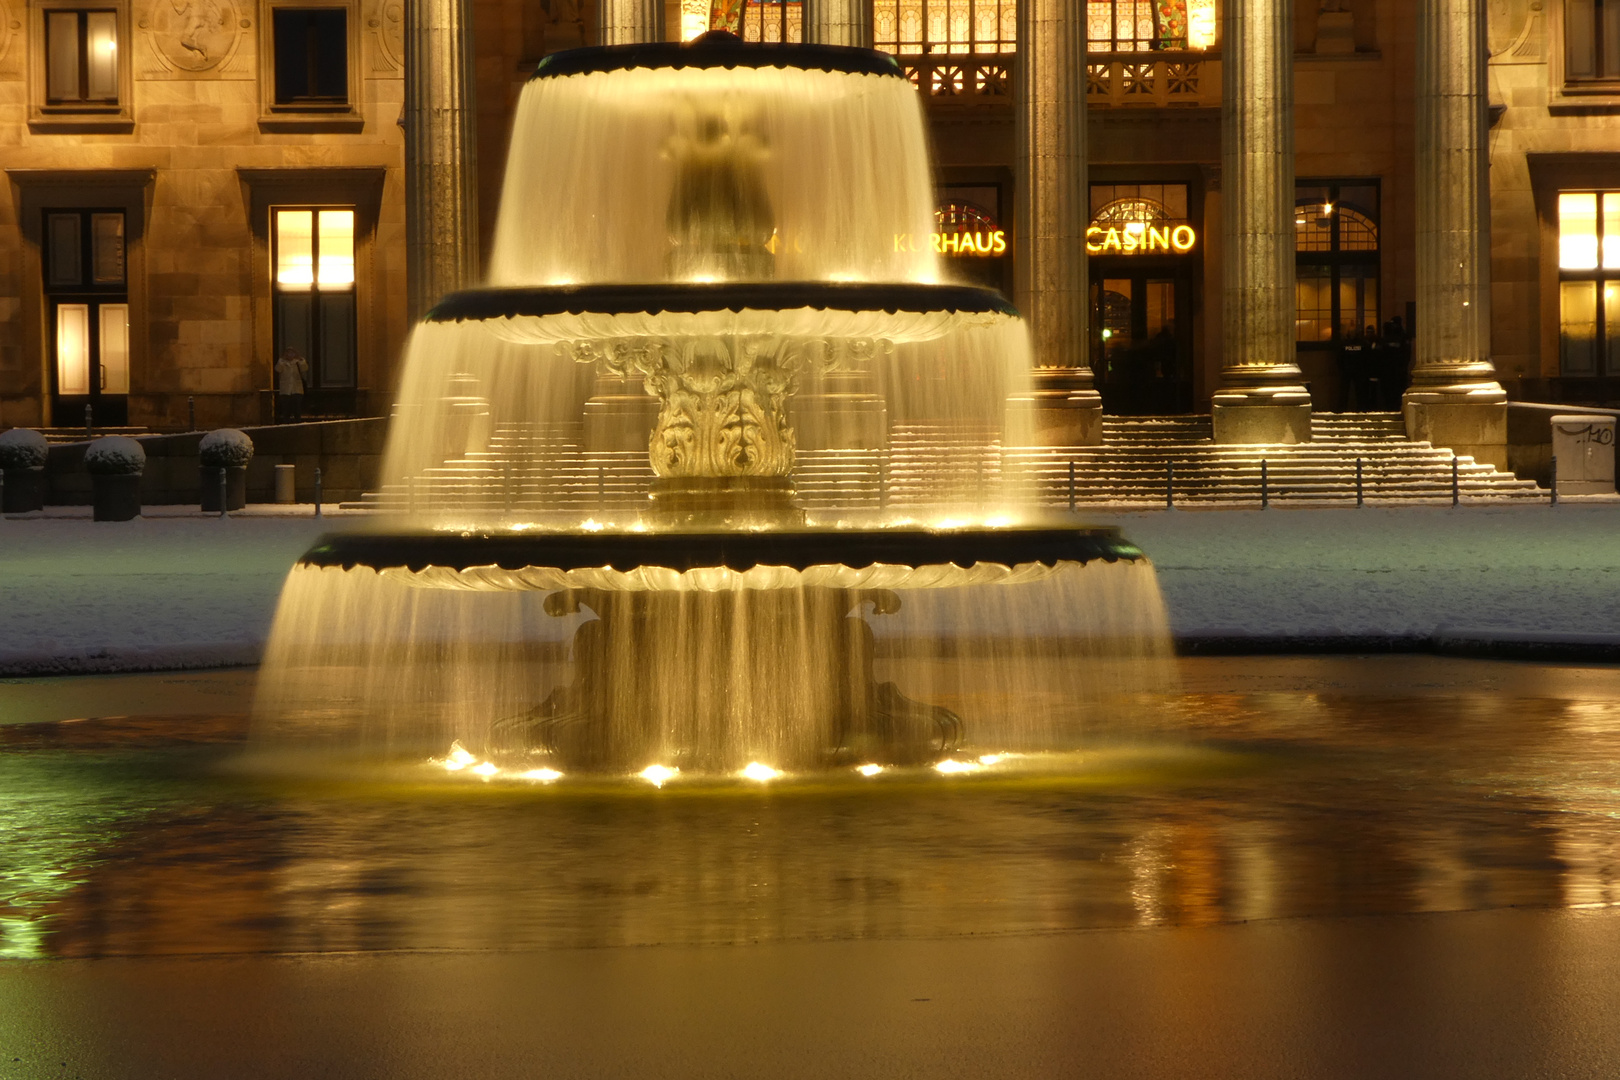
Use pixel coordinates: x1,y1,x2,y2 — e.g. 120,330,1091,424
253,33,1176,777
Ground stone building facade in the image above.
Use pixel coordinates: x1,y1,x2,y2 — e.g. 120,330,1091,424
2,0,1616,432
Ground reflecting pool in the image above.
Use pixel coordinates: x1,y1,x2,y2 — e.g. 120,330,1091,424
3,656,1619,960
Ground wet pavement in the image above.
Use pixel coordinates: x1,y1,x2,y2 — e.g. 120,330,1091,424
2,656,1619,1077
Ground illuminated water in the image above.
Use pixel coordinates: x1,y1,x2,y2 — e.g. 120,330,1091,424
7,658,1620,959
252,39,1172,774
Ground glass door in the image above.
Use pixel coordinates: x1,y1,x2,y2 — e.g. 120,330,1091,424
1091,272,1193,414
45,209,129,426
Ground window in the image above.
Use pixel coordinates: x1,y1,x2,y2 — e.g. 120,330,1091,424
44,209,130,423
873,0,1016,55
1086,0,1215,53
45,9,119,106
1566,0,1620,83
683,0,802,42
272,8,348,107
1294,182,1381,346
1558,191,1620,376
273,207,357,389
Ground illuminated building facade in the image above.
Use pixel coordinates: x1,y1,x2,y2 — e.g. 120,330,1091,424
1,0,1616,436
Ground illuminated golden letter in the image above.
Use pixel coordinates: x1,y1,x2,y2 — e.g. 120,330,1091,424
1086,226,1105,254
1172,225,1197,252
1103,228,1124,253
1149,227,1171,252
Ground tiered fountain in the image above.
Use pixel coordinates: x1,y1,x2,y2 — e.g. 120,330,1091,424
254,33,1172,777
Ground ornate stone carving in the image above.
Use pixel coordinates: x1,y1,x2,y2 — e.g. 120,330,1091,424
148,0,238,71
568,334,875,480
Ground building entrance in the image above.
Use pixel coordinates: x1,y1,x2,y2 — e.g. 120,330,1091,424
1091,267,1194,414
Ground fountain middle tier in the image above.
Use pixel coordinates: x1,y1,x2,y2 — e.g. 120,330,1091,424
385,283,1035,527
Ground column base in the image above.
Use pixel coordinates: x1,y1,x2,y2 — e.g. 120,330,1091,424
1009,368,1104,447
1211,387,1314,445
1403,394,1508,471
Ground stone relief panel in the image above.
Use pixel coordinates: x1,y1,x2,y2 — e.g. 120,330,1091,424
368,0,403,73
0,0,19,76
139,0,252,76
1489,0,1544,63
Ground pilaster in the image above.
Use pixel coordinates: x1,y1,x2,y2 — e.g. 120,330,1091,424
1406,0,1508,469
1011,0,1102,447
1211,0,1312,445
404,0,480,321
805,0,872,48
597,0,662,45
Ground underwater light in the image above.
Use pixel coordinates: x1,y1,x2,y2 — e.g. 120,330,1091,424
640,764,679,787
471,762,499,778
519,768,563,782
933,759,982,775
438,742,478,772
857,764,884,777
741,762,781,782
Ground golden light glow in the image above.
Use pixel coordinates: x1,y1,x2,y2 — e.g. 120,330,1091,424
471,761,499,778
1086,224,1197,255
680,0,709,40
275,210,315,289
1187,0,1217,49
438,741,478,772
317,210,355,287
741,762,781,782
977,754,1004,765
640,764,679,787
934,759,982,775
55,304,90,396
518,768,563,782
857,763,884,777
1560,193,1600,271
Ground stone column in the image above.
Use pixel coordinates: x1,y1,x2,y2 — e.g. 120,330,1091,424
1406,0,1507,468
597,0,662,45
805,0,872,47
1211,0,1313,444
1012,0,1102,446
404,0,479,321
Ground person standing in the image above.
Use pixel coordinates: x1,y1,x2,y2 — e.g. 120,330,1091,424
275,346,309,423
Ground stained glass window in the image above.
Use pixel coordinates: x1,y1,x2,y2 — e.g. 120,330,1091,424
691,0,803,43
873,1,1017,56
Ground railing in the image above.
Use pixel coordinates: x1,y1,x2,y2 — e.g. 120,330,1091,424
895,53,1219,108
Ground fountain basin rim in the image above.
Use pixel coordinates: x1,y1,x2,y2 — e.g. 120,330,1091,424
532,37,904,81
298,527,1144,576
427,283,1019,324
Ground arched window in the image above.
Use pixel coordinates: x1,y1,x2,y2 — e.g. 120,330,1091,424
935,199,998,234
1294,182,1381,347
1086,1,1215,53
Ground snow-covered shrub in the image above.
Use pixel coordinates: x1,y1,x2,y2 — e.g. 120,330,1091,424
84,436,146,476
198,428,254,468
0,428,49,470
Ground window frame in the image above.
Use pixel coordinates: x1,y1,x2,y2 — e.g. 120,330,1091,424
256,0,364,132
1551,0,1620,108
1556,189,1620,378
26,0,134,132
1293,178,1383,352
872,0,1018,56
270,205,359,392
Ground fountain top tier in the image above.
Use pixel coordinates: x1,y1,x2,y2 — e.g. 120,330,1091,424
487,33,942,288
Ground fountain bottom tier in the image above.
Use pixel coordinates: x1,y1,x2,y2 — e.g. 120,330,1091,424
253,527,1175,774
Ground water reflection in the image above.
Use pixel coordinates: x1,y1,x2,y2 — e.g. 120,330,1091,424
4,660,1620,959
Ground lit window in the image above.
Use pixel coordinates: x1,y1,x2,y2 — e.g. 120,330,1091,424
873,0,1017,56
1558,191,1620,376
1293,182,1380,346
692,0,802,43
1086,0,1214,53
273,207,357,389
1566,0,1620,82
43,208,130,423
272,7,348,107
45,9,119,106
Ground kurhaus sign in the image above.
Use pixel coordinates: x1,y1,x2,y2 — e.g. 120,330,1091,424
1086,223,1197,255
893,231,1009,257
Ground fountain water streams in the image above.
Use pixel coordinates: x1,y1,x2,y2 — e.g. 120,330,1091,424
253,33,1175,775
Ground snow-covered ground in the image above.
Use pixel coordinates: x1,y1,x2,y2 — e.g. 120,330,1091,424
1,503,1617,675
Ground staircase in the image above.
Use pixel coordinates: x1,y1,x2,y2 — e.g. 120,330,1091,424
348,412,1546,512
1004,412,1545,507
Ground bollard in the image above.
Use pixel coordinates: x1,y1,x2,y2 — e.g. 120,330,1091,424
1356,457,1364,508
1166,460,1175,510
84,403,93,441
1261,459,1269,509
314,466,323,518
217,467,228,519
1067,460,1076,512
274,463,296,504
187,395,196,433
1551,455,1559,506
1452,455,1460,507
